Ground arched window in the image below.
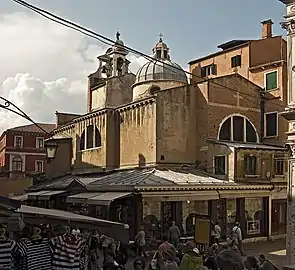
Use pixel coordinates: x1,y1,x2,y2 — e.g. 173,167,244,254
79,125,102,150
218,115,258,143
12,155,23,172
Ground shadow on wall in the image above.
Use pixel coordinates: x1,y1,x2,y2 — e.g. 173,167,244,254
138,153,146,168
191,66,210,171
73,133,105,173
191,63,205,83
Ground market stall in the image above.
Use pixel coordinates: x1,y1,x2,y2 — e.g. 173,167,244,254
0,196,129,244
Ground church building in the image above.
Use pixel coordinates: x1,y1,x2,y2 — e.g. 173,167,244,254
24,32,288,241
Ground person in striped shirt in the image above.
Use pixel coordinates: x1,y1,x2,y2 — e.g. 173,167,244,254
50,231,86,270
18,226,52,270
0,224,18,270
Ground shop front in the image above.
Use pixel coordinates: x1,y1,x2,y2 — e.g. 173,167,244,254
141,189,218,240
244,197,268,238
208,195,269,240
271,199,287,235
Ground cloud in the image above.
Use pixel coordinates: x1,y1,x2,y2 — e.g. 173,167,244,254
0,12,145,131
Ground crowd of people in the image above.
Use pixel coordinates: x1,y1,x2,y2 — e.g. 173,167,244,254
130,221,278,270
0,223,129,270
0,219,279,270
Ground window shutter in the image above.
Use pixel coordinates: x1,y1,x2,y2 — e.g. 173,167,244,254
265,113,278,137
212,64,217,75
237,55,241,66
201,67,206,77
231,57,235,68
265,71,278,90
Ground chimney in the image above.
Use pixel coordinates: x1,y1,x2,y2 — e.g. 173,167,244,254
261,19,274,39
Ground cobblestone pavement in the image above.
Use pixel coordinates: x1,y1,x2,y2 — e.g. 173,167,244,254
126,238,286,269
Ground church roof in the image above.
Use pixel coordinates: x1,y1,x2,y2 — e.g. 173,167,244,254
134,35,188,85
134,59,188,85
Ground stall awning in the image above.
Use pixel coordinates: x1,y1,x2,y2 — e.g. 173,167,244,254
66,193,102,204
10,194,28,202
28,191,51,200
87,192,131,205
38,190,66,200
15,205,129,244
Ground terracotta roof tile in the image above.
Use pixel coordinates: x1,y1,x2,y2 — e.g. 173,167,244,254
8,123,56,133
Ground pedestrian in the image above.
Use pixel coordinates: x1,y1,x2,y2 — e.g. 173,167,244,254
231,222,243,255
159,249,179,270
213,221,221,245
158,235,177,262
135,226,147,258
179,241,203,270
133,257,146,270
203,247,218,270
244,256,259,270
168,221,181,248
103,249,118,270
216,249,244,270
258,254,277,270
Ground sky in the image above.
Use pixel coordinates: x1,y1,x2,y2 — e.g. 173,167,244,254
0,0,287,131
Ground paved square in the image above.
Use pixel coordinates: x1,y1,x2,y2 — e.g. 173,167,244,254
244,239,286,269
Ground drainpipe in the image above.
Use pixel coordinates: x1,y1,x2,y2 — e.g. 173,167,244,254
260,93,265,142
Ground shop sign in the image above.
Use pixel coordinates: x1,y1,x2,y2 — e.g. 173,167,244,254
247,220,260,235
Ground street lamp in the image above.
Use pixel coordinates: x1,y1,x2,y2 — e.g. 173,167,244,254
44,140,58,160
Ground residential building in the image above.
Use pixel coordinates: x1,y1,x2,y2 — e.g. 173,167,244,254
189,19,287,103
24,31,288,241
0,123,55,175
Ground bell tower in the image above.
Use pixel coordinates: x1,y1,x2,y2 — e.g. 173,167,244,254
95,31,130,78
87,32,135,112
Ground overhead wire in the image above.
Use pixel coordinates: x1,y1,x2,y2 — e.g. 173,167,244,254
12,0,291,111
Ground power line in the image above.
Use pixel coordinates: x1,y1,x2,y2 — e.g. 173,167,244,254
0,96,51,134
12,0,290,111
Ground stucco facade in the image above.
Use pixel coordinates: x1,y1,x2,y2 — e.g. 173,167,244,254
189,21,287,103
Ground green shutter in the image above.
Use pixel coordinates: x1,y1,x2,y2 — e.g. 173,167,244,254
265,71,278,90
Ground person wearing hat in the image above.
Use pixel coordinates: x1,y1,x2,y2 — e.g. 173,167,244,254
158,249,179,270
216,249,244,270
179,241,203,270
158,235,177,262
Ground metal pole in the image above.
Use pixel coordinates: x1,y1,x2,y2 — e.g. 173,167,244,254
0,96,50,135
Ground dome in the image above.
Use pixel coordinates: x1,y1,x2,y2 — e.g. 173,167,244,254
154,39,169,51
132,35,188,101
134,35,188,85
134,59,188,84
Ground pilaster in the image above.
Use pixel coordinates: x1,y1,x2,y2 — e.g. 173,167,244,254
279,0,295,266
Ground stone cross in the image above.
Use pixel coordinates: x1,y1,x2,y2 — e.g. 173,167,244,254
159,33,163,41
233,92,243,107
116,31,120,40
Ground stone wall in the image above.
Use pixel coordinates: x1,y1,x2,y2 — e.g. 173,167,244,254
155,84,197,164
90,74,135,111
119,99,156,168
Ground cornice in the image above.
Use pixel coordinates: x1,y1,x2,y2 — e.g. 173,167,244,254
117,97,155,112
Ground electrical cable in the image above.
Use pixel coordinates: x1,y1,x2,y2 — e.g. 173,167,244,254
11,0,292,111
